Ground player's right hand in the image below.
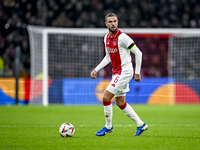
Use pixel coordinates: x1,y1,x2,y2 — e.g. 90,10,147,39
91,70,97,79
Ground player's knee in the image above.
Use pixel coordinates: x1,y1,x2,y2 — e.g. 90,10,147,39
102,90,114,102
102,95,110,102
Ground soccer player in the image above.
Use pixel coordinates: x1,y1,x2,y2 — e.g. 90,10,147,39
91,13,148,136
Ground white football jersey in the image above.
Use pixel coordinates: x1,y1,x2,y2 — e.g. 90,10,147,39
104,29,134,75
94,29,142,75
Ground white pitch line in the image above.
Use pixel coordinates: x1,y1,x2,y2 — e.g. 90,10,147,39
0,124,198,128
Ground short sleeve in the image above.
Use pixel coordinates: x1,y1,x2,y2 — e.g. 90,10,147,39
120,33,134,49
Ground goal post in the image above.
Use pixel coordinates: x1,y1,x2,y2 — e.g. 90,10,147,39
27,26,200,105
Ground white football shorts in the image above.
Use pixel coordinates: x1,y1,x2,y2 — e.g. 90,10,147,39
106,73,133,97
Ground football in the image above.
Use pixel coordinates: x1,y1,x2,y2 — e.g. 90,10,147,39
59,123,75,137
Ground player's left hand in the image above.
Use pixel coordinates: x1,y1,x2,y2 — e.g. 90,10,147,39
134,74,141,82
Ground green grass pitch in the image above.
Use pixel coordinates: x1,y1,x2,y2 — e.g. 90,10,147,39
0,105,200,150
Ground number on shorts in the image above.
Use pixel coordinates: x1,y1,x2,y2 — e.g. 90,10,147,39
114,76,120,83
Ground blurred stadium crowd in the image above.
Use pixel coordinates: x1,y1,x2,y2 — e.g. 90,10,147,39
0,0,200,77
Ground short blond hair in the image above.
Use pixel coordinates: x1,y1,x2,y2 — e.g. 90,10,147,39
105,13,118,22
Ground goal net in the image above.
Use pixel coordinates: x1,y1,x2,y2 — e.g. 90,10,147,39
169,35,200,104
27,26,200,105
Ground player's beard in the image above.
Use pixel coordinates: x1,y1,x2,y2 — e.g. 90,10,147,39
109,26,117,34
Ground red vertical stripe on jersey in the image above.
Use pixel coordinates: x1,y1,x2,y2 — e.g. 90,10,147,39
106,29,122,75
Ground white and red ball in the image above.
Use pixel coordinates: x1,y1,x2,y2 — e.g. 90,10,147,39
59,123,75,137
